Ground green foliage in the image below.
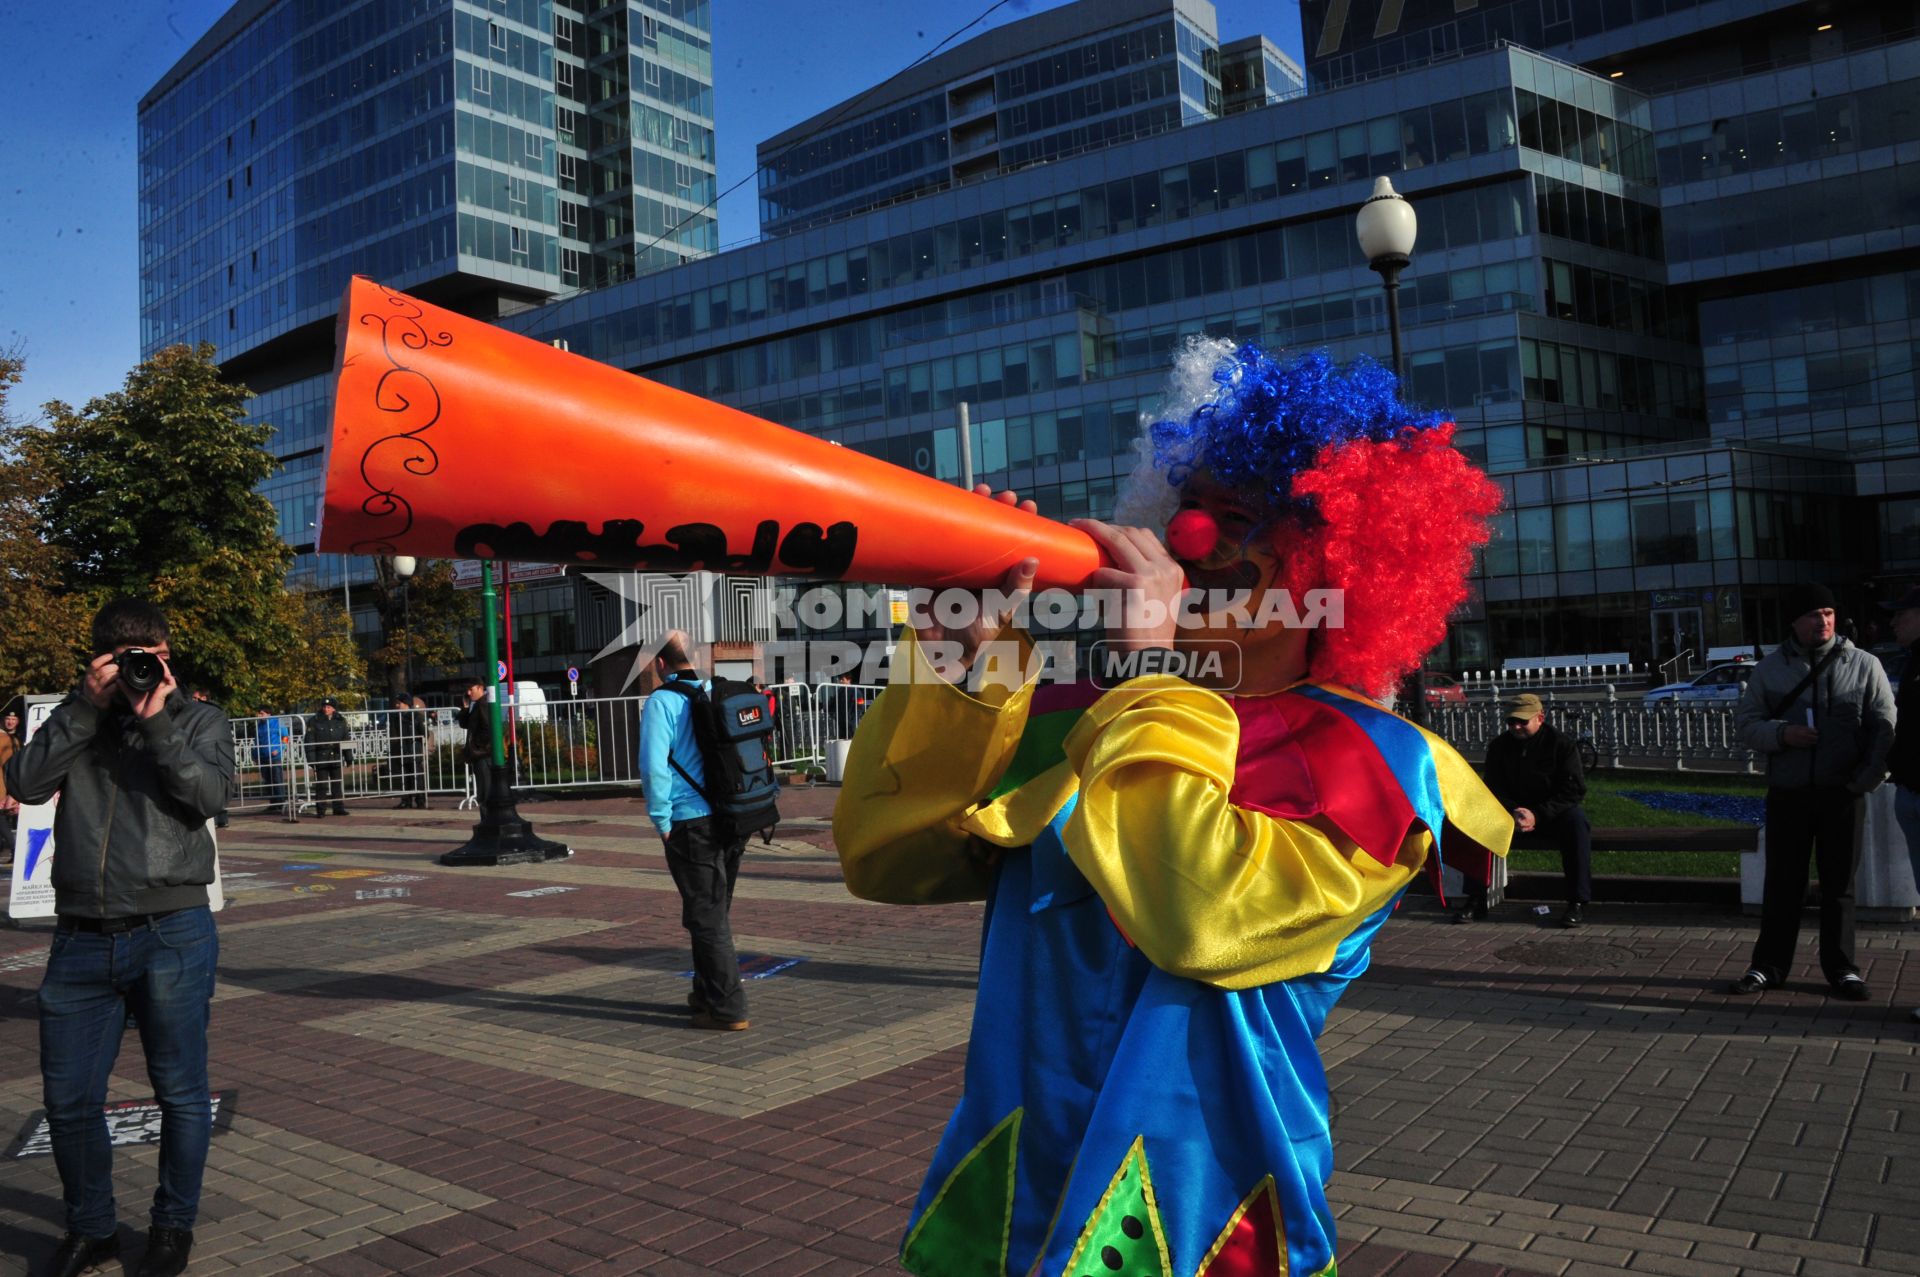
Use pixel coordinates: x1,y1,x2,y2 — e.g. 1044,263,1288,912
1583,773,1764,829
0,351,98,699
0,345,359,710
369,556,476,697
33,345,280,595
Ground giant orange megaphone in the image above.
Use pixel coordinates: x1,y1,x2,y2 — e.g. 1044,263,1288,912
317,278,1107,589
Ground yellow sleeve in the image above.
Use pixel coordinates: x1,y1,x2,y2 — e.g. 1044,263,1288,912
1060,677,1426,990
831,629,1047,903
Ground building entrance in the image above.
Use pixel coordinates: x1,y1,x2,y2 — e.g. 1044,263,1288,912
1650,607,1703,681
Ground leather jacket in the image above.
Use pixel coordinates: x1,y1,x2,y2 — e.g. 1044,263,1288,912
4,689,234,918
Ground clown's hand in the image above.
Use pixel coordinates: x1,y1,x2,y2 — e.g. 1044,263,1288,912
1072,520,1184,653
910,486,1039,679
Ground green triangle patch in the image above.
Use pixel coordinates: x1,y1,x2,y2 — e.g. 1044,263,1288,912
902,1109,1022,1277
1060,1136,1171,1277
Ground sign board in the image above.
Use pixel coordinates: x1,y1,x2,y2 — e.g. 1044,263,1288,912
497,660,508,682
452,560,567,590
888,589,910,626
10,1092,237,1159
9,695,226,920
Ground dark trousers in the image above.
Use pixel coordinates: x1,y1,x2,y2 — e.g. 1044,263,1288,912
664,816,747,1022
314,761,344,810
1751,786,1861,986
1536,808,1592,904
468,757,493,808
38,907,218,1236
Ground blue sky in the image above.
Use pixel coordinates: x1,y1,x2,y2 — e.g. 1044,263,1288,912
0,0,1302,418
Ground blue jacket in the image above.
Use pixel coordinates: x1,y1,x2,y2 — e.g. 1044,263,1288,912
257,715,286,760
638,671,713,836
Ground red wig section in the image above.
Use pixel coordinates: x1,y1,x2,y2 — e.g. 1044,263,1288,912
1279,423,1501,697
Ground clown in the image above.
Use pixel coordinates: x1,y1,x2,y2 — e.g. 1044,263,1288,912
833,341,1511,1277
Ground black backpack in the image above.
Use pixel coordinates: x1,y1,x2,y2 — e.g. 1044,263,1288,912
660,676,781,843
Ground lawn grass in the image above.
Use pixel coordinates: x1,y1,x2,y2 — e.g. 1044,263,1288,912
1505,770,1763,878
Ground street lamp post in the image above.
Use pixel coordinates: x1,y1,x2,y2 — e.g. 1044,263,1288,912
441,559,569,867
1356,176,1428,725
392,555,416,692
1356,175,1417,381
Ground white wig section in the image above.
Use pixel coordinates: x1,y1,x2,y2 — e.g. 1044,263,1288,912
1110,335,1238,530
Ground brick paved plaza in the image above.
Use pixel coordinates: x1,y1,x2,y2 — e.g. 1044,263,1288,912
1,793,1916,1276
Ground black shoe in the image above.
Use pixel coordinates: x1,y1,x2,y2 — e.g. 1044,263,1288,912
1729,970,1770,995
136,1226,192,1277
1451,906,1477,924
1560,903,1584,928
214,816,229,829
44,1231,119,1277
332,806,349,817
1831,974,1871,1002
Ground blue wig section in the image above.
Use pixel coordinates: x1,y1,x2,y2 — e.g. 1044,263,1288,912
1149,346,1446,516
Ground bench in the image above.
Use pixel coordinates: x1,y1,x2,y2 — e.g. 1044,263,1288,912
1510,826,1759,854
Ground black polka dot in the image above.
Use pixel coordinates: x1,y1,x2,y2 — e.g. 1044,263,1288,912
1121,1214,1144,1239
1101,1244,1123,1269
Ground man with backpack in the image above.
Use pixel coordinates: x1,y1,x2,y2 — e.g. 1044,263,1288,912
639,632,777,1032
1729,584,1894,1001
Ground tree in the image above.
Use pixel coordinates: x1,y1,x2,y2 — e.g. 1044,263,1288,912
0,351,98,700
16,344,352,711
367,557,476,699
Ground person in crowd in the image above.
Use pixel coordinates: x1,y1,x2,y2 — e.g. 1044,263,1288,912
411,695,433,808
1729,583,1894,1000
1878,585,1920,1023
459,680,495,808
1473,691,1591,928
833,345,1508,1277
6,598,232,1277
254,708,287,814
189,689,230,829
640,631,750,1032
304,697,351,818
390,692,425,809
0,707,17,865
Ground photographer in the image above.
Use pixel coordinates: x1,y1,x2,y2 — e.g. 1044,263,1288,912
4,598,233,1277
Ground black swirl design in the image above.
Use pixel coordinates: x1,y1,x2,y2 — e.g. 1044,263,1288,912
346,284,453,555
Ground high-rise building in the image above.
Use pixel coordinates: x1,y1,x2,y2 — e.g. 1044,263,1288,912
1218,35,1305,115
755,0,1224,237
510,0,1917,676
138,0,717,617
133,0,1920,689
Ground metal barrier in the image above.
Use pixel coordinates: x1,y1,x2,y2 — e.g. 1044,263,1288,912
224,680,1755,815
222,686,890,814
1419,690,1760,772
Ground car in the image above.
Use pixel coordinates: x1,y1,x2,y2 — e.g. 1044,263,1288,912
1421,672,1466,705
1643,661,1755,705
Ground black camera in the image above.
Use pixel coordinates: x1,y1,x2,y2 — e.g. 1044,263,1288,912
115,648,166,694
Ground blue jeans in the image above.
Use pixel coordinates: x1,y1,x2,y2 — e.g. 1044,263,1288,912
37,906,218,1236
1895,785,1920,900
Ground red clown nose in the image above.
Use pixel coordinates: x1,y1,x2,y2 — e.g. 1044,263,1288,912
1165,508,1220,561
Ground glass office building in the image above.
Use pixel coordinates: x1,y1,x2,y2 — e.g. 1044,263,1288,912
754,0,1224,236
137,0,1920,683
138,0,717,625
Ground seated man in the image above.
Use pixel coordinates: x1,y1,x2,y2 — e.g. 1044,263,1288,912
1475,691,1590,928
835,344,1511,1277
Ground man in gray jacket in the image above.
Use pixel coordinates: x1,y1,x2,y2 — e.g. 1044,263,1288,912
5,599,233,1277
1729,584,1894,1001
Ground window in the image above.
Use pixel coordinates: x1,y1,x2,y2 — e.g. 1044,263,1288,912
472,66,491,99
510,225,528,255
643,60,661,88
488,21,506,54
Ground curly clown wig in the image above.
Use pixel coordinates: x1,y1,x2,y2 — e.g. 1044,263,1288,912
1115,339,1502,700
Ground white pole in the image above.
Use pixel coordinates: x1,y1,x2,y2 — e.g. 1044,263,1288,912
958,401,974,491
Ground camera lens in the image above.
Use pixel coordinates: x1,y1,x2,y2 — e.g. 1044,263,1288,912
117,649,164,694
